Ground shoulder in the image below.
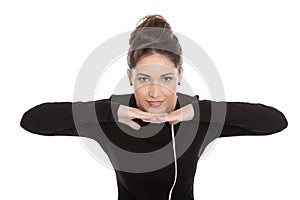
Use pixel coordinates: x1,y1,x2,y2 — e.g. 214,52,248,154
108,93,134,105
177,92,199,105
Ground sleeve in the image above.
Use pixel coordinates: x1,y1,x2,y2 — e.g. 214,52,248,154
195,100,288,137
20,98,121,138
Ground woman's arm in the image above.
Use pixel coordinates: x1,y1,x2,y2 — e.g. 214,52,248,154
194,100,288,137
20,99,120,137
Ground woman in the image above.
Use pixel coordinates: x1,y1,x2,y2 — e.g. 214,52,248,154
20,14,288,200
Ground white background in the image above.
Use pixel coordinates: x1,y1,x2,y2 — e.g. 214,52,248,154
1,0,299,199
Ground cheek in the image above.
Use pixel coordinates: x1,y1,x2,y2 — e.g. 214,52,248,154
134,87,148,101
161,84,177,95
134,84,152,94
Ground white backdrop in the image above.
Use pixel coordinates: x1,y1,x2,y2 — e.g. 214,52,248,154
1,0,299,199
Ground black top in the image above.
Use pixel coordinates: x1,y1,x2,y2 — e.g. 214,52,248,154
20,93,288,200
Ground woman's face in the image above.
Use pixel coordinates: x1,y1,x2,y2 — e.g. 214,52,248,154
127,53,183,114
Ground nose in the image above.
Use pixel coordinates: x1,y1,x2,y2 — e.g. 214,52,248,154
148,83,161,98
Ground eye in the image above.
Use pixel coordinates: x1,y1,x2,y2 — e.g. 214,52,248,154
138,77,149,82
162,77,173,82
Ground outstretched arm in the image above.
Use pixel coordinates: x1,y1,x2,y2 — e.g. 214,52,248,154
20,99,120,138
195,100,288,137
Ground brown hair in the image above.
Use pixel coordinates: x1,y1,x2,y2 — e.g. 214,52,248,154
127,14,182,73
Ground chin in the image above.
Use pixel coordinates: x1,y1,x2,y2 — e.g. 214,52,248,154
146,106,167,114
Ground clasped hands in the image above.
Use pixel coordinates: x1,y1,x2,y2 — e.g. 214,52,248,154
117,104,194,130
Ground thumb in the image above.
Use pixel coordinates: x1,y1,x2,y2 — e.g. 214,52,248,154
168,120,179,125
128,120,141,130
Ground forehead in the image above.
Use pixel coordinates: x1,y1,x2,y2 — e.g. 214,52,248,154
133,54,177,75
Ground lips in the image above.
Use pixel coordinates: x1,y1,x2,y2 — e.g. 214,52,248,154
147,101,164,107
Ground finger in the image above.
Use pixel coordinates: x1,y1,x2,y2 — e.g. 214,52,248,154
148,118,165,123
145,113,168,123
142,118,151,122
168,120,179,125
128,120,141,130
132,109,166,120
128,108,150,119
153,115,168,123
141,117,161,123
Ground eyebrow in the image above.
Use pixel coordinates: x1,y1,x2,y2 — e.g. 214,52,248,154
136,72,175,77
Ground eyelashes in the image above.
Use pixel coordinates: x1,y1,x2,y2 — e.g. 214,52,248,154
138,77,149,82
163,77,173,82
137,77,173,83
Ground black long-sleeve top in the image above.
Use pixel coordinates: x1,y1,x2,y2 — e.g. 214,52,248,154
20,93,288,200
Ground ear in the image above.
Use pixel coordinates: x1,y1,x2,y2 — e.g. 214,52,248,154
178,67,184,82
127,68,132,83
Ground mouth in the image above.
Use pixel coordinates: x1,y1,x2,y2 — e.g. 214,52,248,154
147,101,164,107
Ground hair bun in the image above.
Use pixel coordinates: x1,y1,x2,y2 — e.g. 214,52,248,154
127,14,182,70
129,15,174,48
136,14,172,30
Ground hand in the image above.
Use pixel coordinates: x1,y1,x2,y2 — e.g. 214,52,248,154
163,104,195,125
117,105,166,130
117,104,195,130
